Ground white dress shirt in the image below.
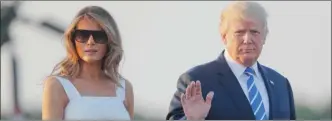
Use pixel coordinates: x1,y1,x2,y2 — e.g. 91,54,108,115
224,50,270,118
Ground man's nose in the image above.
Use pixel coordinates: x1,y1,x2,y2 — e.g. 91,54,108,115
243,32,253,44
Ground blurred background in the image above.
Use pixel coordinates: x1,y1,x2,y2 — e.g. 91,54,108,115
1,1,331,120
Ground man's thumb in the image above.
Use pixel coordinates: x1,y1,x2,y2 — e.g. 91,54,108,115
205,91,214,105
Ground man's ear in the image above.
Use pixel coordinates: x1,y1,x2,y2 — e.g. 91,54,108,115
221,33,227,45
262,34,267,45
263,30,268,45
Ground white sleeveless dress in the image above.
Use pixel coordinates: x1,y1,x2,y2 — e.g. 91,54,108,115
55,76,131,120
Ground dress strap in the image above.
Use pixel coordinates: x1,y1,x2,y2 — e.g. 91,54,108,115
116,78,126,101
55,76,81,100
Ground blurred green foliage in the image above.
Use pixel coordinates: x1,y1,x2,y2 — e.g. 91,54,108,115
295,104,331,120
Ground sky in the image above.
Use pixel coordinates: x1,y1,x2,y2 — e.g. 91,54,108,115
1,1,331,119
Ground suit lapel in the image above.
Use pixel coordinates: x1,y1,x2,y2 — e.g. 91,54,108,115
214,51,255,120
257,63,276,119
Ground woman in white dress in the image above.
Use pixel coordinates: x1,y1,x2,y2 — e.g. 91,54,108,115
42,6,134,120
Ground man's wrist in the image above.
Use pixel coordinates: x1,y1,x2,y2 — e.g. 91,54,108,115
186,116,205,120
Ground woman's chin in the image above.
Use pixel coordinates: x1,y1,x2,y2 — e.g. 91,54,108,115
81,57,102,64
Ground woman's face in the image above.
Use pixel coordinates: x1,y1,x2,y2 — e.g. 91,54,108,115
73,17,109,63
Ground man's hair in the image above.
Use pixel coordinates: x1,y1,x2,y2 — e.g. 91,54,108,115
220,1,269,37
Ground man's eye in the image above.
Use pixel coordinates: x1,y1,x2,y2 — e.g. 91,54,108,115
251,30,260,34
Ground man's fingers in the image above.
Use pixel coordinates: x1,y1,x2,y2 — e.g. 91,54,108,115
181,93,186,105
186,82,193,99
205,91,214,105
196,80,202,96
191,81,197,97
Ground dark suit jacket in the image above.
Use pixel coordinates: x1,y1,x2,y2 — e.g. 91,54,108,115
166,51,296,120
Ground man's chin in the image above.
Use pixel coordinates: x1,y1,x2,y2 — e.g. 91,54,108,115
239,55,257,67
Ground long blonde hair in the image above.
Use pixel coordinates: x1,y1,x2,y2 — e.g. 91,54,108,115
51,6,124,85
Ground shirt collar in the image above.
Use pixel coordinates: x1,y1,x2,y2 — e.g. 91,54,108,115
224,49,259,78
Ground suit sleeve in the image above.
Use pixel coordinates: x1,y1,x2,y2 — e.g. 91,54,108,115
166,73,192,120
286,78,296,120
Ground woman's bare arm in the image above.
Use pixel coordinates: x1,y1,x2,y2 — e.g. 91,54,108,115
124,80,134,119
42,76,68,120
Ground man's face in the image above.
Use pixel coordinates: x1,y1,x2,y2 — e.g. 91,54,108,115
222,17,266,66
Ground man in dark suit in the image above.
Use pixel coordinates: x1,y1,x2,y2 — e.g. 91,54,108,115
166,1,296,120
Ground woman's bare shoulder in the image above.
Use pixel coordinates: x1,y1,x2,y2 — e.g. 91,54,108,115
121,77,133,90
43,76,67,98
42,76,68,119
44,76,60,87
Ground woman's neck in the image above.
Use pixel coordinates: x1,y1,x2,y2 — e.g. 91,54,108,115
78,61,105,81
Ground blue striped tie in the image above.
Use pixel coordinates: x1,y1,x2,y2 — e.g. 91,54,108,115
245,67,268,120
